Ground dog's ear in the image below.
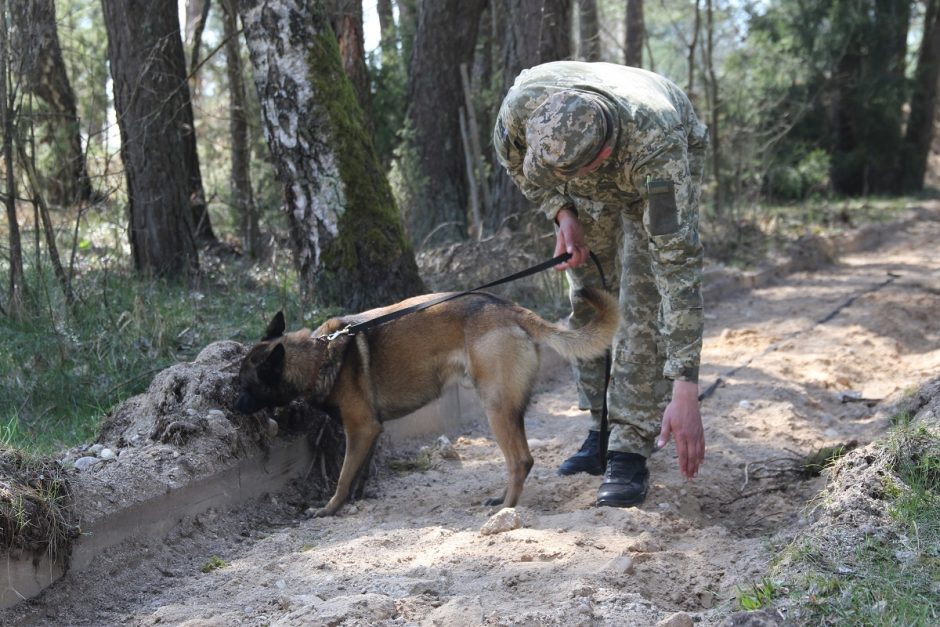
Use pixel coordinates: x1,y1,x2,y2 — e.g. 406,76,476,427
263,311,286,341
258,343,286,385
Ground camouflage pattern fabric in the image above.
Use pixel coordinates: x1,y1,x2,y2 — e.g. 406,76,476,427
494,61,707,456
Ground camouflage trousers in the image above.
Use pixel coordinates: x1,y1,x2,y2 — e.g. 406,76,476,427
566,206,673,457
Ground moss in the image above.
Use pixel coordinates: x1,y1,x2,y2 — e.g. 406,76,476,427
304,9,424,310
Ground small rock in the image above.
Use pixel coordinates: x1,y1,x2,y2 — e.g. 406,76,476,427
266,418,279,438
480,507,524,536
74,456,100,471
206,409,226,421
698,590,715,608
99,448,116,460
601,553,635,575
738,400,754,410
275,579,287,590
436,435,459,459
88,444,105,455
656,611,693,627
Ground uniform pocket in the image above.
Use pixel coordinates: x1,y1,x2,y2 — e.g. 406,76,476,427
647,179,679,236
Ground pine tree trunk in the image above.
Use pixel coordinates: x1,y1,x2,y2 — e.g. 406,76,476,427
330,0,372,124
1,0,26,313
489,0,571,234
101,0,200,278
578,0,600,61
9,0,93,206
222,0,259,257
237,0,423,310
625,0,644,67
398,0,487,247
902,0,940,192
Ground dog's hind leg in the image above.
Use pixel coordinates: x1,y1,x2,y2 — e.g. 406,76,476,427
316,409,382,517
471,331,538,508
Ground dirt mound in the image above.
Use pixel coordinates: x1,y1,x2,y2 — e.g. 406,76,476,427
62,340,343,530
772,376,940,622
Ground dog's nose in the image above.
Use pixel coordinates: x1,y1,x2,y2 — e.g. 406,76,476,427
234,392,263,414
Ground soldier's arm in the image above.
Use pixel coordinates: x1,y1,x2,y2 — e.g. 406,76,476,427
631,129,704,384
493,115,573,222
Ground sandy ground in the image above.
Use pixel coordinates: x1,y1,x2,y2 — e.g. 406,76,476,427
3,206,940,626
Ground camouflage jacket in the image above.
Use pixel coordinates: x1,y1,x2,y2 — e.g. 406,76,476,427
494,61,708,382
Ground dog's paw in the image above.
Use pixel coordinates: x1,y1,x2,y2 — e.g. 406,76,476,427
314,506,337,517
483,495,505,507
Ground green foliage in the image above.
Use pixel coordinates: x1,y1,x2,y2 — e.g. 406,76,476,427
0,254,310,455
736,577,778,611
200,555,227,573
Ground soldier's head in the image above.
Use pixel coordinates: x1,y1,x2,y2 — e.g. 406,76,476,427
523,90,615,187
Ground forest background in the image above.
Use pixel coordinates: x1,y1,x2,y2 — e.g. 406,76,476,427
1,0,938,454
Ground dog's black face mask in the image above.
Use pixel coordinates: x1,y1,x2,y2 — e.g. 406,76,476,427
235,311,292,414
235,342,290,414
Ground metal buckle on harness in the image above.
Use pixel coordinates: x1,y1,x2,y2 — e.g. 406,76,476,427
326,325,353,341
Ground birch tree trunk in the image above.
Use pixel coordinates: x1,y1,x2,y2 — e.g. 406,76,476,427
237,0,423,310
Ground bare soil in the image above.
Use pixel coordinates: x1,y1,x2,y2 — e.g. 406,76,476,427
2,205,939,626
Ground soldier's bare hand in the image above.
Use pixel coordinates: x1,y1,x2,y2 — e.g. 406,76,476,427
657,380,705,479
554,208,590,270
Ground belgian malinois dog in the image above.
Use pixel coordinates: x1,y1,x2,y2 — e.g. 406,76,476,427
235,287,618,516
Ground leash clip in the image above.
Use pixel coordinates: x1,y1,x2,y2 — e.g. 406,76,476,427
326,325,353,341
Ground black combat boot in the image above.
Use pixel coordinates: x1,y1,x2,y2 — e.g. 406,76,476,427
596,451,649,507
557,430,606,476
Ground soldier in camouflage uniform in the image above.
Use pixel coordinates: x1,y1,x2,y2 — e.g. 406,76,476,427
494,61,707,507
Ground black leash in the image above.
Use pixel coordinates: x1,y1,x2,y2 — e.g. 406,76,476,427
326,251,575,341
586,251,612,469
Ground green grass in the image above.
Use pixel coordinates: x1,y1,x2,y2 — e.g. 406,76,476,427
777,421,940,626
0,258,336,455
200,555,227,573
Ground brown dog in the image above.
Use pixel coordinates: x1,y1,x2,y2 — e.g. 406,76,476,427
235,288,618,516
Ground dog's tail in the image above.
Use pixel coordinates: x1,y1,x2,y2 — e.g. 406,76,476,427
525,287,618,361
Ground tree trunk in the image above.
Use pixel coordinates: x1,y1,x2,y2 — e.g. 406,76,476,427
829,0,909,195
330,0,372,123
182,0,217,243
396,0,416,74
489,0,571,234
9,0,93,206
704,0,721,213
101,0,199,278
902,0,940,192
578,0,599,61
398,0,487,248
237,0,423,310
185,0,212,77
376,0,395,48
625,0,644,67
1,0,26,313
222,0,260,257
687,0,700,100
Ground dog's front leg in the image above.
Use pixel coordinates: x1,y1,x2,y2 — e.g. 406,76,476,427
316,409,382,517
